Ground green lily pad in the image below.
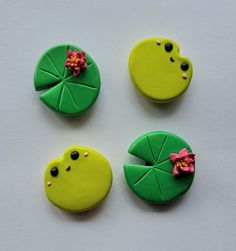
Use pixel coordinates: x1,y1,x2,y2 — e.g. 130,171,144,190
124,131,195,204
34,44,100,116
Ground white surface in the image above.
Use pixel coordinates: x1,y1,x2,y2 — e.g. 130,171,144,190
0,0,236,250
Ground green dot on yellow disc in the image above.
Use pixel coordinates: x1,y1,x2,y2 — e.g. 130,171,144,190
129,38,193,103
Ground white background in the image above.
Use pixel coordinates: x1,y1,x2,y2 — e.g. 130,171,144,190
0,0,235,250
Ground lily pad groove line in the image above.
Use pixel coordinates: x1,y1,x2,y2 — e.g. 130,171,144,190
47,53,61,77
134,168,152,185
153,169,162,194
147,135,156,164
65,85,80,110
58,85,65,111
155,136,168,163
40,69,60,80
63,45,70,78
65,81,96,90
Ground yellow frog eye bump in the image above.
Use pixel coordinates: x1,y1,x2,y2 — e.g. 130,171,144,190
129,37,193,103
44,146,113,212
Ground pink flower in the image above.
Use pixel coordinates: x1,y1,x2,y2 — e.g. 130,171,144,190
170,148,195,176
65,49,88,76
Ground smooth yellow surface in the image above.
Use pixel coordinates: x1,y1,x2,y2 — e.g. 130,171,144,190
44,146,112,212
129,38,193,102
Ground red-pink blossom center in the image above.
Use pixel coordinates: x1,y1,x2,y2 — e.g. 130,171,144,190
68,56,80,67
176,160,188,170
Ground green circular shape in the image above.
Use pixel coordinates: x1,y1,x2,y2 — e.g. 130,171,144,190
124,131,195,204
34,44,101,116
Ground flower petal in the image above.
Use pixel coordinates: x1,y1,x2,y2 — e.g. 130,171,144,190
182,166,189,172
67,50,72,56
179,148,188,158
189,164,195,173
81,50,85,57
170,153,179,162
184,157,195,164
80,59,85,65
173,165,180,176
185,153,195,160
73,67,80,76
81,63,87,69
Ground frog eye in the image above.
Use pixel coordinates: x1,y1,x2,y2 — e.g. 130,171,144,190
165,43,173,52
180,62,189,71
50,167,59,177
71,151,79,160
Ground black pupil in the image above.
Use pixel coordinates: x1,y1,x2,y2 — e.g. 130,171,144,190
50,167,58,177
181,62,189,71
165,43,173,52
71,151,79,160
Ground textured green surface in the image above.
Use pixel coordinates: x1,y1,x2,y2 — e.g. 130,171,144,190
124,131,195,204
34,44,100,116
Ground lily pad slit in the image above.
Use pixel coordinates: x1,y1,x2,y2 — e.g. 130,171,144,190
155,136,168,163
47,53,61,77
135,169,152,185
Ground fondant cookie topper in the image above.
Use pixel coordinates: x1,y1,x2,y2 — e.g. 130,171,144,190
124,131,195,204
34,44,101,116
129,38,193,103
44,146,112,212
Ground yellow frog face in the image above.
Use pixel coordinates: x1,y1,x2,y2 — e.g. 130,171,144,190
44,146,112,212
129,38,193,102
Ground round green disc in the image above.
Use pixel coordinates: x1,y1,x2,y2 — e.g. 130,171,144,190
124,131,195,204
34,44,101,116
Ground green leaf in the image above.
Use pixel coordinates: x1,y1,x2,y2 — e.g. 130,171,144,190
124,131,194,204
34,44,100,116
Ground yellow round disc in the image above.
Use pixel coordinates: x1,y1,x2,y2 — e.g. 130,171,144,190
44,146,112,212
129,38,193,103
